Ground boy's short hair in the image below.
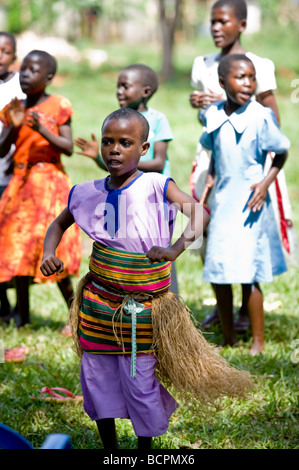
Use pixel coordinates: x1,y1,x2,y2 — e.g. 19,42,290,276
26,50,57,76
0,32,16,54
122,64,159,97
102,108,150,142
212,0,247,21
218,54,254,80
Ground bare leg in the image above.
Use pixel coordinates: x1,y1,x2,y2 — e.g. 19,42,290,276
0,283,11,317
234,284,251,332
200,243,220,329
15,276,30,326
202,283,251,332
212,283,235,346
201,283,220,329
96,418,118,449
242,283,264,355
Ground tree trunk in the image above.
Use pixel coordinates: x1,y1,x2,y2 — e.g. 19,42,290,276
158,0,181,79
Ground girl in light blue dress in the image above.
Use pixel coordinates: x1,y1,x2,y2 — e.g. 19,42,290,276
199,54,290,356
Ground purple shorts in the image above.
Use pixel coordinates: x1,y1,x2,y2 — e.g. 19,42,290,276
80,352,178,437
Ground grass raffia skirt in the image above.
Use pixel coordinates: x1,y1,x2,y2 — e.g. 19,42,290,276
69,274,254,410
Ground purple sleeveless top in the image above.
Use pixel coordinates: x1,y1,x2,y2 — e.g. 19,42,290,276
68,172,177,253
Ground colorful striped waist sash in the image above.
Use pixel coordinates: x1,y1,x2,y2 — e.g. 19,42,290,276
78,242,171,377
89,241,172,294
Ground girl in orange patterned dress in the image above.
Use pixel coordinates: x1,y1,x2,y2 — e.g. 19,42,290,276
0,50,81,326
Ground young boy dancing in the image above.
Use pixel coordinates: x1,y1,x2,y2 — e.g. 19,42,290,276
41,108,253,449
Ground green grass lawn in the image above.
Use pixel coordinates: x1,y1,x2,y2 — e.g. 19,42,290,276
0,28,298,450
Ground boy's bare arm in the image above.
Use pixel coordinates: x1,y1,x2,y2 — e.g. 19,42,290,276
147,180,210,262
40,207,75,276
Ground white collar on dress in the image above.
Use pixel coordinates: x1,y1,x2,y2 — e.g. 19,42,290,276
204,100,258,134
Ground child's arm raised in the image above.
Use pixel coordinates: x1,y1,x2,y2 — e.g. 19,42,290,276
147,180,210,263
28,111,73,156
74,133,99,160
74,134,107,170
248,151,288,213
40,207,75,276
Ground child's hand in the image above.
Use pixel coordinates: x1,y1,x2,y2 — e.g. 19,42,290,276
146,246,177,263
190,89,223,109
27,110,41,132
8,98,25,128
40,255,64,277
190,91,205,108
74,133,99,160
247,181,268,212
